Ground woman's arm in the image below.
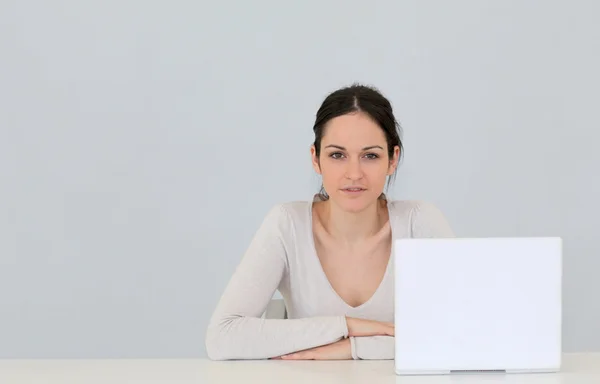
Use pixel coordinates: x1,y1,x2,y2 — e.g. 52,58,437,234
279,335,396,360
205,205,349,360
277,322,396,360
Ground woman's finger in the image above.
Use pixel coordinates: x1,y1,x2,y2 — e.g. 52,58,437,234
386,324,395,336
281,351,312,360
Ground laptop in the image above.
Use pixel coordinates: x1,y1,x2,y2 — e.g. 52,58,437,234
394,237,562,375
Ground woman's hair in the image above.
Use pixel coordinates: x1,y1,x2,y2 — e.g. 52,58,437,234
312,83,404,197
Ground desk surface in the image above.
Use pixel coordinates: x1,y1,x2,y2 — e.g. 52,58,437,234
1,353,599,384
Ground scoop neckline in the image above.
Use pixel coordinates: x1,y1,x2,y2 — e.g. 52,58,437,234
305,195,395,311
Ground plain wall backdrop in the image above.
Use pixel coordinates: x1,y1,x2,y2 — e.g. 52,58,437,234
1,0,598,358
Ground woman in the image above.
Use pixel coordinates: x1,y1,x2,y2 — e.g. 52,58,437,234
205,84,454,361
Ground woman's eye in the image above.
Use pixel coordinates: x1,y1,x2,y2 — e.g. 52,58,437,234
330,152,344,159
365,153,379,159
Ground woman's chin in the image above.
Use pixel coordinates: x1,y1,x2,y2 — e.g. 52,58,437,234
333,192,375,213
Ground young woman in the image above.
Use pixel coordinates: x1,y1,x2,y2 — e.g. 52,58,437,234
205,84,454,361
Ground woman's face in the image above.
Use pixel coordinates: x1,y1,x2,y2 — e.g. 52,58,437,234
311,112,399,213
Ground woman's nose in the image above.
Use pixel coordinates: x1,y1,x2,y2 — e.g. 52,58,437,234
344,158,363,180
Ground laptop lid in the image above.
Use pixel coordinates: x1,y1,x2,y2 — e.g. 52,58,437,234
394,237,562,375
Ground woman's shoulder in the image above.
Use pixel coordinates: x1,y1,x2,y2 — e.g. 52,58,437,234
264,200,311,219
257,200,312,235
387,198,445,217
387,199,455,238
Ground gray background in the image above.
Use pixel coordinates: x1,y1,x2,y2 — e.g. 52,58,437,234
1,1,598,358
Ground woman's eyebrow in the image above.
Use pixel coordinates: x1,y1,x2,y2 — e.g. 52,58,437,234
324,144,384,150
363,145,384,151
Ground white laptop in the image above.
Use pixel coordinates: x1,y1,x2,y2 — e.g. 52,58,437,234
394,237,562,375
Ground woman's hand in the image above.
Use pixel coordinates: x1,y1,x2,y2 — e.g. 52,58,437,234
275,338,352,360
270,318,393,360
345,317,394,337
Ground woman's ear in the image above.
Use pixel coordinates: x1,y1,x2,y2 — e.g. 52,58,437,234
310,145,322,175
388,145,401,175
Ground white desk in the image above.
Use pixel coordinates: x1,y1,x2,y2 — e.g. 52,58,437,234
0,353,598,383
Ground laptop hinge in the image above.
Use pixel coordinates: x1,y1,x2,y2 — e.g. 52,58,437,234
450,369,506,374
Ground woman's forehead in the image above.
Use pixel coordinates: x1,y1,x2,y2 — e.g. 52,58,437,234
322,114,386,147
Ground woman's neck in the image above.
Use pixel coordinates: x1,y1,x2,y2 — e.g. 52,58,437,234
318,198,388,246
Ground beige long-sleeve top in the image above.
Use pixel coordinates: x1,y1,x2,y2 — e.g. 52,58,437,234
205,196,454,360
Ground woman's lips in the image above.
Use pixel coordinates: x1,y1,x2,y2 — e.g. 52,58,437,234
341,187,366,195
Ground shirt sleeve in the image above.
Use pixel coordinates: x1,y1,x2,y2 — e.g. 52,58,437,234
350,336,395,360
205,204,349,361
410,201,455,238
